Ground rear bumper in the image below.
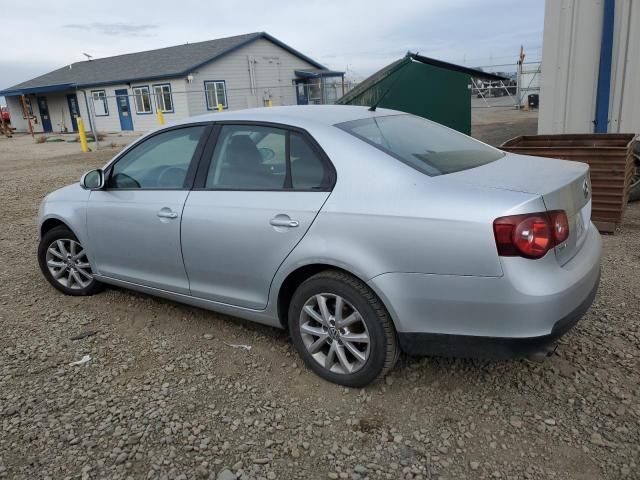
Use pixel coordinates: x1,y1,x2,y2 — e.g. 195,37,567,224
368,222,602,358
396,269,599,358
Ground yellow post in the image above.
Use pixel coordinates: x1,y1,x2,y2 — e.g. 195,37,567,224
217,103,223,112
77,117,89,153
267,99,273,107
156,109,165,126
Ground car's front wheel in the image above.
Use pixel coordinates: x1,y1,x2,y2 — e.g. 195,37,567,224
288,270,398,387
38,225,102,296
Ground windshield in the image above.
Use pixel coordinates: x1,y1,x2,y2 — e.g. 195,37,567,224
336,114,504,176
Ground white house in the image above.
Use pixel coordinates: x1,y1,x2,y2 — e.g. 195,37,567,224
1,32,344,134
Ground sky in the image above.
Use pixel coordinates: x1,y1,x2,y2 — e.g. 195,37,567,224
0,0,544,98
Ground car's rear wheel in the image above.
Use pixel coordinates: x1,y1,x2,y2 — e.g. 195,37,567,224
288,270,398,387
38,226,102,296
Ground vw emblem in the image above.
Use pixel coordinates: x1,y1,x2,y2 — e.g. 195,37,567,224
328,326,339,340
582,178,590,199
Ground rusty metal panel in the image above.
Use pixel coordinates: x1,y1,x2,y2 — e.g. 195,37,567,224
501,133,636,233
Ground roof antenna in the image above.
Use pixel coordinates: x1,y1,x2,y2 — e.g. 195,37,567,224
369,53,413,112
82,53,93,61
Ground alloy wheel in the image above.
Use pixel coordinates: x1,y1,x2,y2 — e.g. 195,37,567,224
298,293,370,375
45,239,93,290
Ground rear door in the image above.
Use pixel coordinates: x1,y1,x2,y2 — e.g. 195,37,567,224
181,123,335,309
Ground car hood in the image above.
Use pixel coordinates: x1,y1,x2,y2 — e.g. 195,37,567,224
44,183,89,202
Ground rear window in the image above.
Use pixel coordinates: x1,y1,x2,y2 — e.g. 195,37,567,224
336,114,504,176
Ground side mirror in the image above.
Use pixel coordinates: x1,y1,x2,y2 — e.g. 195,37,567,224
80,169,104,190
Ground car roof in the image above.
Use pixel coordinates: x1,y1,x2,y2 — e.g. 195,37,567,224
175,105,403,130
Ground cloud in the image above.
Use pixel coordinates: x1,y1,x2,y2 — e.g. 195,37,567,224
63,22,157,37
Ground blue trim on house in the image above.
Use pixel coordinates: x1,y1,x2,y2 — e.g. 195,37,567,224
90,89,109,116
132,85,154,115
204,80,228,110
152,83,175,113
0,32,328,96
0,83,76,96
594,0,615,133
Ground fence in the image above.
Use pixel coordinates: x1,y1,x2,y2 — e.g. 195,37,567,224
470,61,541,109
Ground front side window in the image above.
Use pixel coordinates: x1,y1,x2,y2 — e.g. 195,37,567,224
153,84,174,113
132,86,152,114
205,81,228,110
336,114,504,176
91,90,109,116
109,126,205,189
205,125,332,190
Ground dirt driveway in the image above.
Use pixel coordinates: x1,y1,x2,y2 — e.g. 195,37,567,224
0,132,638,480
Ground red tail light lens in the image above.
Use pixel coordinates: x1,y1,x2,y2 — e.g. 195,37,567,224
549,210,569,244
493,210,570,259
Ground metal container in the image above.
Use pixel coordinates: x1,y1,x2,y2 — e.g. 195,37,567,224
501,134,636,233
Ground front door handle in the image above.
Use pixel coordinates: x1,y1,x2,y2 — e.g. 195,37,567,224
157,209,178,219
270,215,299,228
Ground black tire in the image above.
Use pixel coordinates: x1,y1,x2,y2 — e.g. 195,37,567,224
288,270,399,387
38,225,103,296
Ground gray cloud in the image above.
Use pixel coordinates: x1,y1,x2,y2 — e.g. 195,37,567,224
63,22,157,37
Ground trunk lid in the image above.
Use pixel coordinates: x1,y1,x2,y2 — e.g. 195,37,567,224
442,153,592,265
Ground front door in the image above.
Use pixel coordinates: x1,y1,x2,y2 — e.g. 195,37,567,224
115,89,134,131
295,80,309,105
181,124,334,309
37,96,53,132
66,94,79,132
87,125,209,293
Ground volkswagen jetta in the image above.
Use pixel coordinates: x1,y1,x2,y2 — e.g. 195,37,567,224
37,106,601,387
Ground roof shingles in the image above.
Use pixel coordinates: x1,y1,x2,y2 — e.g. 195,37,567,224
1,32,325,95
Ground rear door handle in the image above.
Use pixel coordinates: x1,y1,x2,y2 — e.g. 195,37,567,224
270,215,299,228
157,209,178,219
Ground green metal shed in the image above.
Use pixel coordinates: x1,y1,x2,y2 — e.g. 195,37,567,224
336,53,507,135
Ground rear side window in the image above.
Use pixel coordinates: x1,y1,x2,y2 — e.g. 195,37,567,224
336,114,504,176
205,124,334,190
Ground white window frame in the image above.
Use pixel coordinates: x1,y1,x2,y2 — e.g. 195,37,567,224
91,89,109,116
152,83,174,113
204,80,228,110
132,86,153,114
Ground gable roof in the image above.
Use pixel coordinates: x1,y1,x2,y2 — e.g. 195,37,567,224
0,32,326,96
338,52,507,105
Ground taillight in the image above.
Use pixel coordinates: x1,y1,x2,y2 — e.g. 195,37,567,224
493,210,569,259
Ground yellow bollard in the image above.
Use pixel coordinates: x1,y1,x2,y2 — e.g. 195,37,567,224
267,99,273,107
217,103,223,112
77,117,89,153
156,109,164,126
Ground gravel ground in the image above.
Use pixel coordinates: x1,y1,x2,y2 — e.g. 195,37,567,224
0,134,639,480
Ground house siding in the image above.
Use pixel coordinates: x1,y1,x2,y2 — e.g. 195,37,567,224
185,38,318,116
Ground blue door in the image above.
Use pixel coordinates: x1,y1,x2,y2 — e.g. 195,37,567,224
66,94,79,132
115,89,134,131
37,96,52,132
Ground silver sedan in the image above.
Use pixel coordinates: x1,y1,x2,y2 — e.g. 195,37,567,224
37,106,601,387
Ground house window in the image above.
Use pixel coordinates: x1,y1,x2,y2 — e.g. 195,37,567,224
153,84,174,113
204,81,228,110
91,90,109,116
132,86,153,114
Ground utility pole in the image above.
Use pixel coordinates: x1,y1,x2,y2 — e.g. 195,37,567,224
516,46,525,110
